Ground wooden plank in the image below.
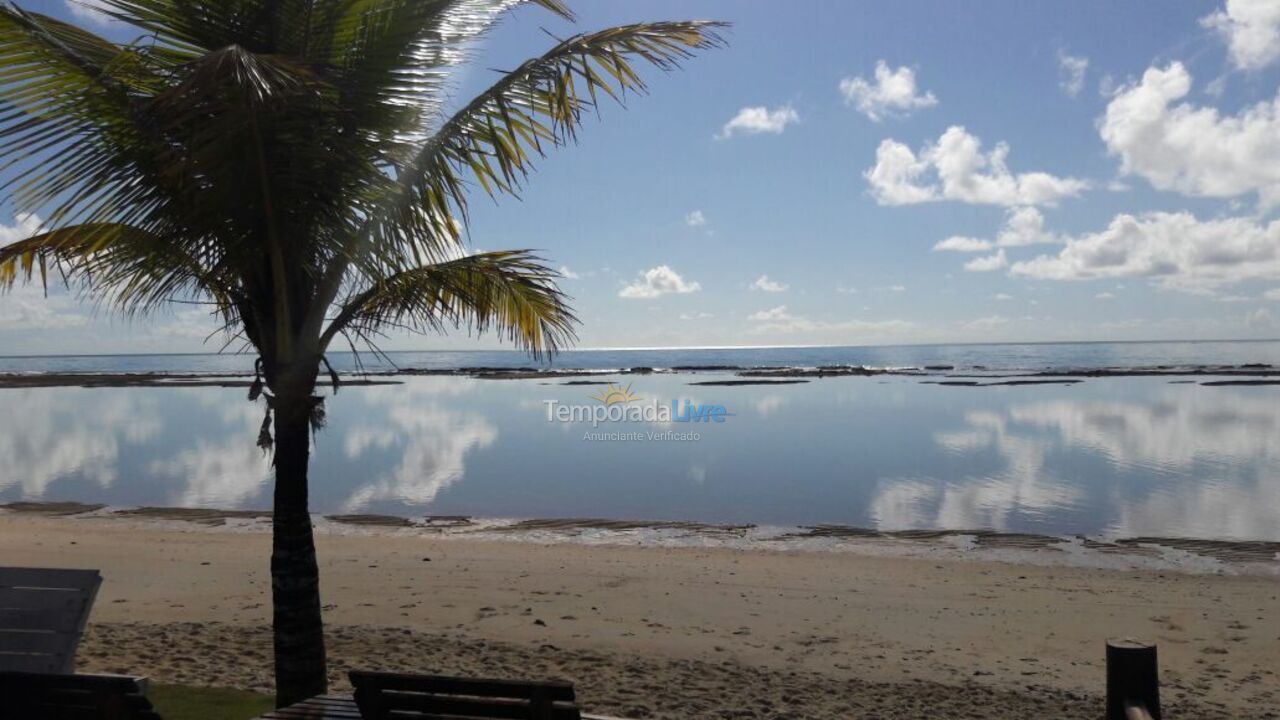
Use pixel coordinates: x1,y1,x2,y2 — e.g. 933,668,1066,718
258,696,624,720
0,567,102,591
369,690,580,719
0,671,146,692
0,606,85,632
0,567,99,673
350,670,576,701
0,629,76,653
0,587,91,611
0,671,159,720
0,652,64,672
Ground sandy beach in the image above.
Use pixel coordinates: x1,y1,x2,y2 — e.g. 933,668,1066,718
2,511,1277,719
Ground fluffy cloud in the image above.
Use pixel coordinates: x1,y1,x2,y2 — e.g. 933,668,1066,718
1201,0,1280,71
0,213,90,330
1099,62,1280,207
716,105,798,139
935,207,1060,258
1057,50,1088,97
747,304,914,336
963,249,1008,272
838,61,937,121
685,210,707,227
747,305,793,323
558,266,580,280
618,265,701,299
995,206,1060,247
750,274,788,293
1011,210,1280,292
933,236,993,253
865,126,1089,206
959,315,1009,330
341,380,497,511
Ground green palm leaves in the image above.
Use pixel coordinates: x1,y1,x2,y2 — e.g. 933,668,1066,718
0,0,725,362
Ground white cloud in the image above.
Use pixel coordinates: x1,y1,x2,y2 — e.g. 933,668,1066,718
716,105,798,139
836,285,859,294
1057,50,1089,97
933,236,993,253
935,207,1060,254
678,311,713,320
963,249,1008,272
1264,288,1280,300
747,305,793,323
1201,0,1280,71
994,293,1014,301
558,266,580,279
838,61,938,121
995,206,1061,247
1011,210,1280,293
959,315,1009,331
342,381,497,511
888,284,906,292
618,265,701,299
64,0,115,25
750,274,788,293
1248,306,1275,329
1099,62,1280,207
746,304,914,336
685,210,707,227
1095,291,1116,300
865,126,1089,206
0,213,90,330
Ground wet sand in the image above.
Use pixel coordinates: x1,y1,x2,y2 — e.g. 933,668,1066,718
2,512,1277,718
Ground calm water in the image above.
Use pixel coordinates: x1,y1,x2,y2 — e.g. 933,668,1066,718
1,353,1278,541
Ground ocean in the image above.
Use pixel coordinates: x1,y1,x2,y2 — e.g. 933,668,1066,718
2,340,1279,543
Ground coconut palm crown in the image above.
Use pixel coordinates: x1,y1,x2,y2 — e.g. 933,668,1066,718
0,0,724,706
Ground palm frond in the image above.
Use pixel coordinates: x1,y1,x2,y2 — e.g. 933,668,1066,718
353,20,727,274
321,250,576,356
0,221,239,319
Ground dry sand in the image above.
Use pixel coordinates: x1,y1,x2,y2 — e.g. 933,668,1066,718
2,512,1277,719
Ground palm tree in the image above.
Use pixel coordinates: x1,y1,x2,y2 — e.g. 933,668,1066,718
0,0,723,706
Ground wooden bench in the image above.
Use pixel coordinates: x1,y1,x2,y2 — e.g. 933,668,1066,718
0,566,102,673
349,670,582,719
0,671,161,719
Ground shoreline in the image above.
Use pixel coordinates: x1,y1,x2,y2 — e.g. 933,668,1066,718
5,502,1279,577
6,502,1280,577
3,512,1276,718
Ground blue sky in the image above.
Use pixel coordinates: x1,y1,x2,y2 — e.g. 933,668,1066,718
4,0,1280,354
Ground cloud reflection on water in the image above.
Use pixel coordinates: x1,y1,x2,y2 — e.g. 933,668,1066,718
872,387,1280,539
339,379,497,512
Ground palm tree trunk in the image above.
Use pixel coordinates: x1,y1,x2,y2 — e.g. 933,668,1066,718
270,385,328,707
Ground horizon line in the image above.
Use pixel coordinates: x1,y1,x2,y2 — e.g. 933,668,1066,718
3,337,1280,360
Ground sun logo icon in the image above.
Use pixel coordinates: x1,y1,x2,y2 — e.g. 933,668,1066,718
591,382,641,406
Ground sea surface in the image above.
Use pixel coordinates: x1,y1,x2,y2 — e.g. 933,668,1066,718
1,341,1279,542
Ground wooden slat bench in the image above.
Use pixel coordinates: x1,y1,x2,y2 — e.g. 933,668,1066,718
351,670,581,720
0,671,161,719
256,696,626,720
0,566,102,673
257,670,588,719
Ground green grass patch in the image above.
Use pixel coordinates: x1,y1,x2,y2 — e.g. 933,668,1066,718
149,684,274,720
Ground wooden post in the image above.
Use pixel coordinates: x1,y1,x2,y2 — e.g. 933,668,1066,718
1107,638,1161,720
